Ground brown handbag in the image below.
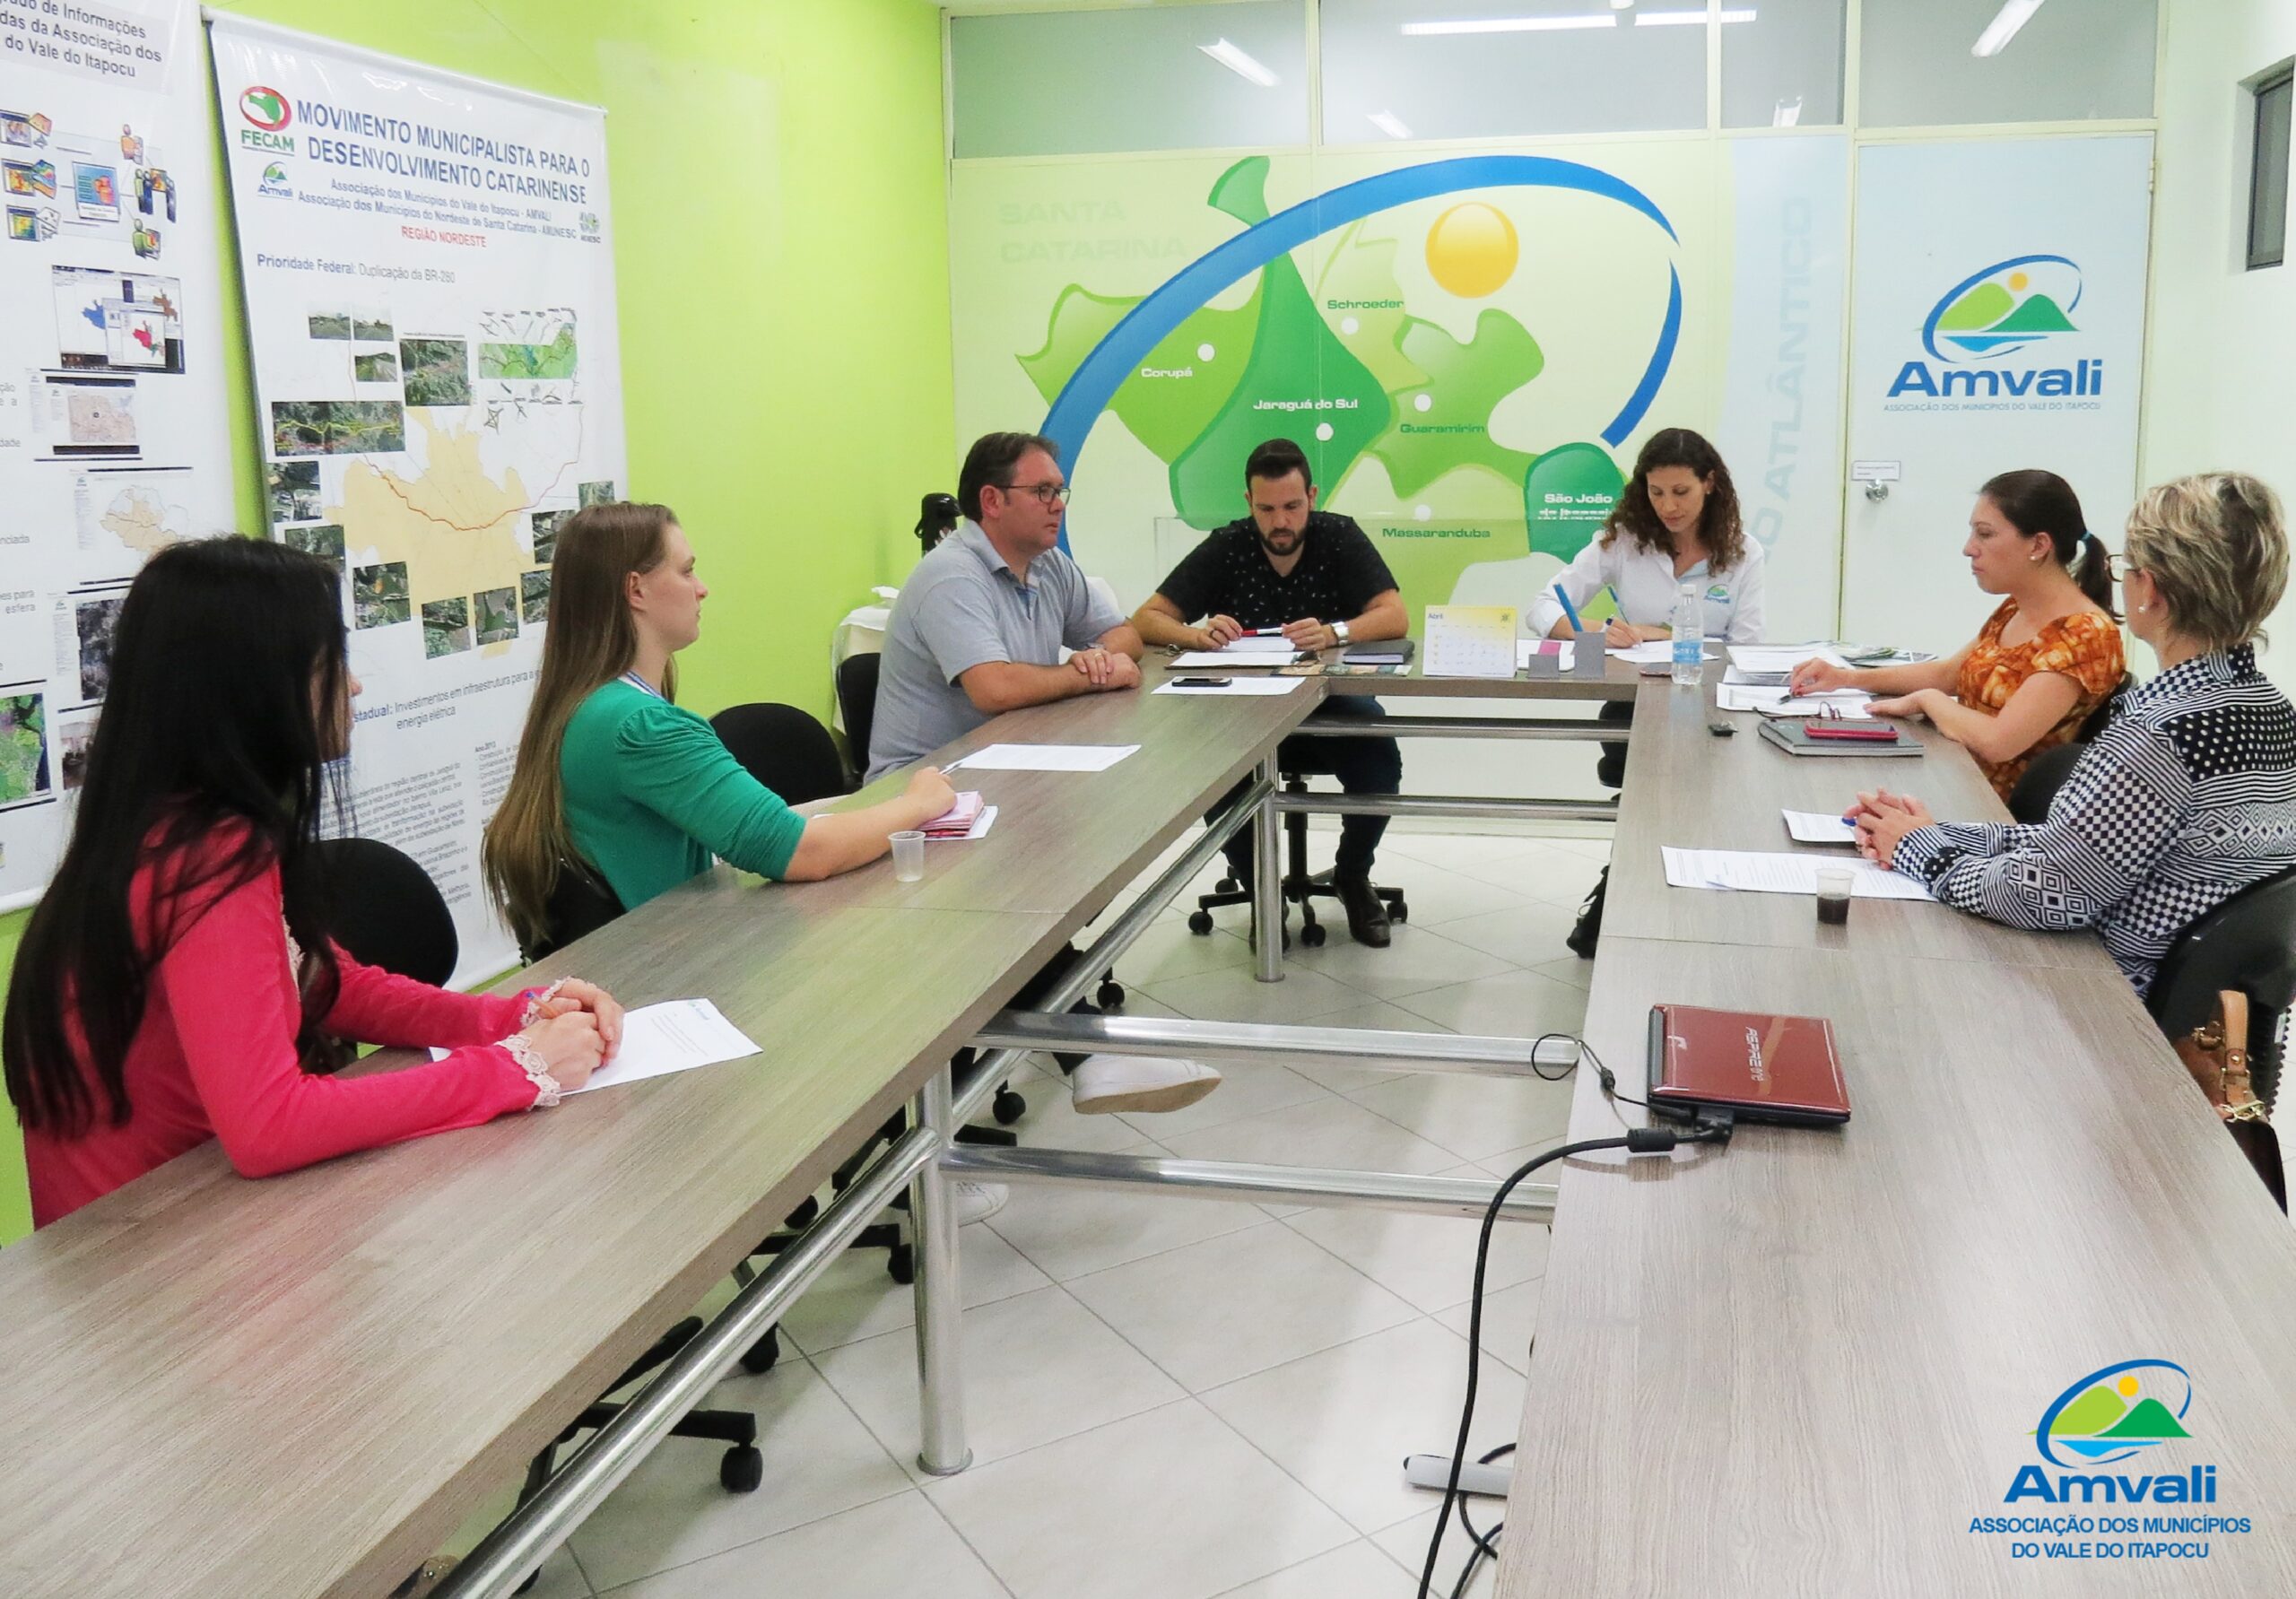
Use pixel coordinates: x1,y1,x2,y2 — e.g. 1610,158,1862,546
2172,989,2288,1212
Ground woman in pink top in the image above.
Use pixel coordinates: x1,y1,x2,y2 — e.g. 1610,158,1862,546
5,538,624,1228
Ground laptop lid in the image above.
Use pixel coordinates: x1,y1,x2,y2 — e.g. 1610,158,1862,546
1646,1003,1851,1125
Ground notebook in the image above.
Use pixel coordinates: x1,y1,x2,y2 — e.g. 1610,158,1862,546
1646,1002,1851,1126
922,790,986,838
1342,639,1413,665
1757,720,1921,758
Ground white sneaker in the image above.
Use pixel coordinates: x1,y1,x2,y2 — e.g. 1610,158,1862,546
954,1180,1008,1226
1070,1053,1222,1116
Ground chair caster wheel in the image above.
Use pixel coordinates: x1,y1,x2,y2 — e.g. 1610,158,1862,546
719,1445,765,1493
783,1195,819,1230
888,1244,916,1285
1097,978,1126,1010
1187,910,1214,935
1391,899,1410,924
993,1087,1026,1125
516,1569,541,1595
740,1326,780,1374
1215,876,1239,893
1300,922,1327,948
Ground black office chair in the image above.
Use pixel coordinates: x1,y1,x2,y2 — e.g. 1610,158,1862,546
317,838,459,986
710,700,852,804
1187,772,1407,948
2005,673,2138,824
2145,864,2296,1211
522,856,625,963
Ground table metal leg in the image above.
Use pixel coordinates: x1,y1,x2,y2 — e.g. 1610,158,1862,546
1252,755,1283,983
911,1067,970,1475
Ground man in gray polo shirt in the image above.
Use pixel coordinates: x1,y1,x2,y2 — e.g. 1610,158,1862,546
868,432,1144,780
869,430,1219,1130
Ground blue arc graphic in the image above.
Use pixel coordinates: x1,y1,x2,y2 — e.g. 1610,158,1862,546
1922,253,2082,364
1035,155,1683,549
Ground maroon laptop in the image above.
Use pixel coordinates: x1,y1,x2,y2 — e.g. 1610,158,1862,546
1646,1003,1851,1126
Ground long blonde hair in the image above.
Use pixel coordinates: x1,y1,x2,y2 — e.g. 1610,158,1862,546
483,502,679,949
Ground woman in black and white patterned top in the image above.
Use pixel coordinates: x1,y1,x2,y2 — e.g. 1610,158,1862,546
1855,472,2296,998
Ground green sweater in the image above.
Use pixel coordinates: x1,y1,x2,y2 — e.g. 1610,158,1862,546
561,680,806,911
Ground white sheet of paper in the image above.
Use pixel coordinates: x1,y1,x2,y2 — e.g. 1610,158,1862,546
928,804,998,841
1782,808,1860,845
432,997,762,1095
1218,634,1301,653
1170,649,1297,668
1662,846,1932,900
943,743,1140,773
1152,676,1305,696
1728,643,1849,673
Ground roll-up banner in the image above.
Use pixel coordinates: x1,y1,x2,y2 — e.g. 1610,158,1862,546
0,0,235,910
208,13,624,981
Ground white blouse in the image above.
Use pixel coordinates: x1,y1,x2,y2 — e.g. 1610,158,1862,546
1526,532,1767,644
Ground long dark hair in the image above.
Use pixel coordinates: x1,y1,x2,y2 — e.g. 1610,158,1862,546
1599,428,1747,571
1979,468,2118,619
4,538,351,1136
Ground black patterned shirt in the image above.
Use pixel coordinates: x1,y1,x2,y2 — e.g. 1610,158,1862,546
1894,645,2296,996
1154,511,1397,631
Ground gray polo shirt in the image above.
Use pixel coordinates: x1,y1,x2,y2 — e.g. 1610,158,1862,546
866,521,1125,780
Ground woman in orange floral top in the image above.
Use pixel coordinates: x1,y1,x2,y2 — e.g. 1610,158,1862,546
1790,470,2126,801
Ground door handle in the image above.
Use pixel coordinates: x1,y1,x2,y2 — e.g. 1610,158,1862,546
1864,481,1890,502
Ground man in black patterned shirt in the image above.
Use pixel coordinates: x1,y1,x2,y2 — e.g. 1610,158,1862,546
1133,439,1409,945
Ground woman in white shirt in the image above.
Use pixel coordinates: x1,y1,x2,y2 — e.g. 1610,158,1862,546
1538,428,1766,956
1527,426,1767,647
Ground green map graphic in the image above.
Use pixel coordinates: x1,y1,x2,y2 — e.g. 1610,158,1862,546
1020,156,1600,572
479,326,578,380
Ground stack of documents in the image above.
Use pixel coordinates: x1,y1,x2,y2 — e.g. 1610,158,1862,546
1661,847,1933,900
1716,684,1875,719
923,791,989,839
1724,643,1848,686
944,743,1138,773
1605,639,1718,665
1170,635,1302,669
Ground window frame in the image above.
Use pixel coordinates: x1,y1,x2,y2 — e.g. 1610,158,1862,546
2247,64,2292,272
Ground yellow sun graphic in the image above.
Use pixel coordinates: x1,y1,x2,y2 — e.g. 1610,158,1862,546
2008,271,2031,291
2118,1375,2141,1398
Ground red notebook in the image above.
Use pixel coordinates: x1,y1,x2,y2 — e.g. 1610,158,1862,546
1646,1003,1851,1126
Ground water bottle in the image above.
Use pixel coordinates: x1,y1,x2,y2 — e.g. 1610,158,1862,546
1671,578,1704,687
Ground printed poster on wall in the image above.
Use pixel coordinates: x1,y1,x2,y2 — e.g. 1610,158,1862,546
209,14,623,981
0,0,236,912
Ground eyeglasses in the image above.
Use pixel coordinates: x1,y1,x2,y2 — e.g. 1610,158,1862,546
2105,550,2140,582
997,480,1072,508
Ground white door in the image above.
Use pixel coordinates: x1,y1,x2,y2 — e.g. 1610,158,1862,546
1839,136,2152,653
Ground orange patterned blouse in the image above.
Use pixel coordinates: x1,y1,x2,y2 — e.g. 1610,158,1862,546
1955,599,2126,801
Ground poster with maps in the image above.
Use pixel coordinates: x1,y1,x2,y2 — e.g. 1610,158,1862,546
0,0,236,910
211,15,623,982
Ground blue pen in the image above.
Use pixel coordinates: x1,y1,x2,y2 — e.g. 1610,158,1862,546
1552,582,1585,634
1603,585,1622,620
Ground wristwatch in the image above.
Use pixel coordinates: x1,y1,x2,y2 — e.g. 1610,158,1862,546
1333,620,1352,647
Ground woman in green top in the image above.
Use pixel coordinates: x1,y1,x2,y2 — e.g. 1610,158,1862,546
483,502,954,952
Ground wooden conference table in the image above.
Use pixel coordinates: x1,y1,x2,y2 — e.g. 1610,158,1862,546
0,648,2290,1596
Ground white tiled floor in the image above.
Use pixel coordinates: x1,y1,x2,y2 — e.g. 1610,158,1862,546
462,827,1605,1598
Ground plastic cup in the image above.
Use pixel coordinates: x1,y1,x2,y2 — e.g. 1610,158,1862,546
891,830,926,882
1815,866,1853,926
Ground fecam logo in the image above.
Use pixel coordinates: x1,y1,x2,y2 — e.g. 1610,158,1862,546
1924,255,2082,362
239,86,291,132
2005,1360,2216,1504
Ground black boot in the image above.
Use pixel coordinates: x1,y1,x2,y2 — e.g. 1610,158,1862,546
1565,866,1607,959
1335,872,1392,947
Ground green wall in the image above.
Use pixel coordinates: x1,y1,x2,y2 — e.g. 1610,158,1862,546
0,0,957,1244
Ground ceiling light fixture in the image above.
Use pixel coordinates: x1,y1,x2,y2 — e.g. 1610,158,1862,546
1633,7,1758,24
1401,15,1619,37
1198,38,1278,87
1972,0,2047,57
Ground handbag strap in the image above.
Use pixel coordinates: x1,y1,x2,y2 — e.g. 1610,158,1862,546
2217,990,2269,1124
